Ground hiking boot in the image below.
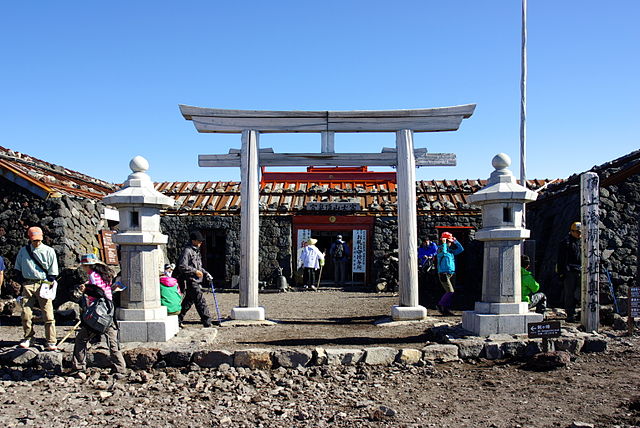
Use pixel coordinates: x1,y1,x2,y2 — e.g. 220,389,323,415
45,343,58,351
18,339,30,349
203,320,213,328
311,285,318,291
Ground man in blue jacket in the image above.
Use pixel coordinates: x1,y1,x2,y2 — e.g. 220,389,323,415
436,232,464,315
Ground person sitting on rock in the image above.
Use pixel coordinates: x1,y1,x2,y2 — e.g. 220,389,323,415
71,253,126,375
160,263,182,316
521,255,547,315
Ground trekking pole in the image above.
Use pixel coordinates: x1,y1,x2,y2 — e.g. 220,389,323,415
605,268,619,314
209,280,223,326
316,264,323,290
56,320,82,348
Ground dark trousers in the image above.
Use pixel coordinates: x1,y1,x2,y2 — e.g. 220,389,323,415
304,267,316,287
563,271,581,318
179,283,212,326
333,260,348,285
72,323,126,373
528,292,547,314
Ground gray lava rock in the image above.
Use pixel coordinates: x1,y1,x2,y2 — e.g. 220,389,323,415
192,349,234,368
422,344,459,362
36,351,63,371
325,349,364,366
449,338,484,359
0,348,39,366
363,347,397,366
273,349,313,368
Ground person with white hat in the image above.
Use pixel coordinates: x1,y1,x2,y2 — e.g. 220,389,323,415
298,238,324,291
71,253,126,374
14,226,59,350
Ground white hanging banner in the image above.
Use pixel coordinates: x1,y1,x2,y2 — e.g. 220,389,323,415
297,229,311,248
352,230,367,273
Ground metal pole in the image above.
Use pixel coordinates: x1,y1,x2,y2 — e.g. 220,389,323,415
520,0,528,220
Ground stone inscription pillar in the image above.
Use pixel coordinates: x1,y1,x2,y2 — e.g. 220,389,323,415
231,130,265,321
391,129,427,320
580,172,599,331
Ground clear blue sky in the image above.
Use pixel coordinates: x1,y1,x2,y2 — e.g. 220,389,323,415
1,1,638,184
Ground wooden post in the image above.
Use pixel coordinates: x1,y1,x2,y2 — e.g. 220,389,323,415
580,172,599,332
321,131,335,153
240,130,260,309
396,129,420,308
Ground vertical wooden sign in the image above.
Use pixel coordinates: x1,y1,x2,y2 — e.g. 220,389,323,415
580,172,599,332
99,230,119,265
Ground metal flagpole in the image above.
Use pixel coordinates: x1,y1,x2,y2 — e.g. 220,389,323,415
520,0,528,190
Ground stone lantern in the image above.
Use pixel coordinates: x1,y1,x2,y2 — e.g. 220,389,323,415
462,153,543,335
102,156,179,342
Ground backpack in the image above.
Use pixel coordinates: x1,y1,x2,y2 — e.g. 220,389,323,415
80,286,115,334
333,242,344,259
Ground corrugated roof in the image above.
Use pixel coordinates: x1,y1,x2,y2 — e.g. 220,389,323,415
0,146,116,199
155,177,553,215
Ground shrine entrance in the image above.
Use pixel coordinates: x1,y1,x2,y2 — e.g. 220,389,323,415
293,216,374,286
180,104,476,321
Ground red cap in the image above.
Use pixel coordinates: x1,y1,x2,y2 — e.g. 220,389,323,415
27,226,43,240
441,232,454,240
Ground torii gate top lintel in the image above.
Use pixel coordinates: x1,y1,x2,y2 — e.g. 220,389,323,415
179,104,476,134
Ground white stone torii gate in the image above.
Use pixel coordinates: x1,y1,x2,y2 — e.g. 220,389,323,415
179,105,476,321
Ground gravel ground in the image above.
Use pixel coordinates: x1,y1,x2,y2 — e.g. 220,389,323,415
1,290,638,427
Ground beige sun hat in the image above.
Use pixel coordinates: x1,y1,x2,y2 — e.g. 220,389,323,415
307,238,318,245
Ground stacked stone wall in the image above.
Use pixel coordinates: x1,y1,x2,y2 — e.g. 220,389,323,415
527,151,639,307
161,215,292,285
0,177,105,300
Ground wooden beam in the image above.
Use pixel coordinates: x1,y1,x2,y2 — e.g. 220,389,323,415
198,152,456,167
180,104,476,133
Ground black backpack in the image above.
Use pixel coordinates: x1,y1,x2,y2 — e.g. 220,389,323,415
333,242,344,259
80,286,114,333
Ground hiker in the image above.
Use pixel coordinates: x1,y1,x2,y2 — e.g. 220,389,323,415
557,222,581,322
0,255,5,291
418,237,438,272
177,231,213,327
329,235,350,286
160,263,182,316
435,232,464,316
14,226,59,350
296,240,308,286
299,238,324,291
71,253,126,374
521,255,547,315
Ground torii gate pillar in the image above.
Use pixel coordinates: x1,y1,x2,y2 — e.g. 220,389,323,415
392,130,427,320
230,130,265,321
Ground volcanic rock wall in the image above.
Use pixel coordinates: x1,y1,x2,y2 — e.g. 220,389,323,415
0,177,105,298
161,215,292,285
527,150,640,307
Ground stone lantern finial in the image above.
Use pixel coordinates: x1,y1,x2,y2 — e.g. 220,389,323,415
491,153,511,170
129,155,149,173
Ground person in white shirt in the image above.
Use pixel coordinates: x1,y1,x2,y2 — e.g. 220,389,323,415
298,238,324,291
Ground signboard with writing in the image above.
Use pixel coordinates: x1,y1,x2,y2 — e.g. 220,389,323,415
630,286,640,318
99,230,119,265
352,229,367,273
296,229,311,249
306,202,361,211
527,321,561,339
